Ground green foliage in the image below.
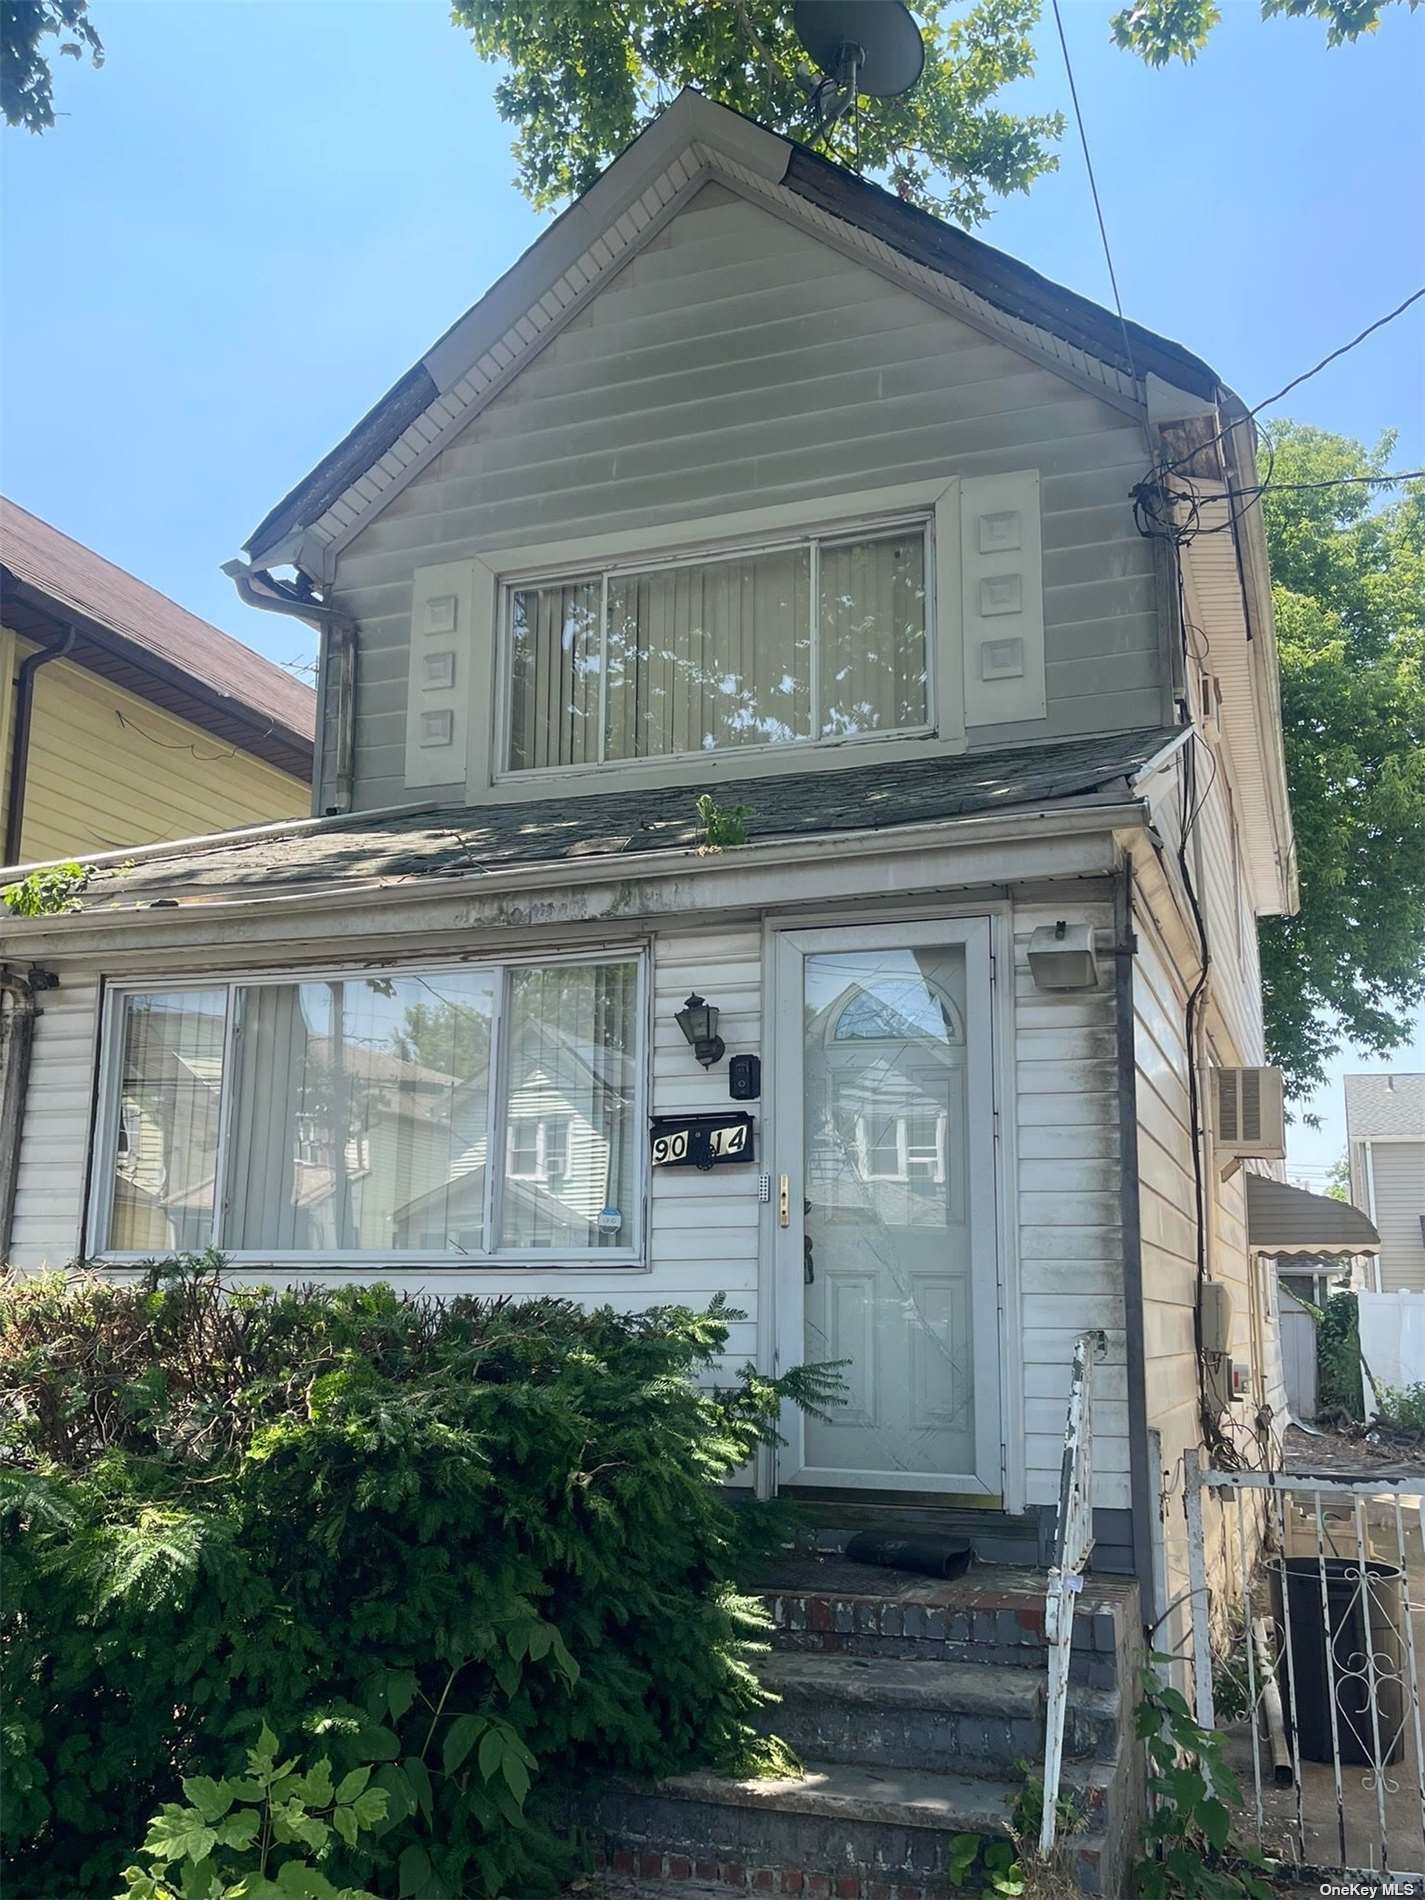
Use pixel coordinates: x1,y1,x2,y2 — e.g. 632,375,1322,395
1255,426,1425,1102
1368,1381,1425,1440
1134,1660,1274,1900
2,858,91,915
1324,1152,1351,1202
1315,1290,1365,1420
1,0,103,131
946,1831,1025,1895
454,0,1063,227
0,1258,839,1897
117,1723,387,1900
1111,0,1419,65
695,793,752,852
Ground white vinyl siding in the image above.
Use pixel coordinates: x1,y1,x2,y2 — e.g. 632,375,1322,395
1013,899,1128,1511
330,185,1160,812
1370,1144,1425,1293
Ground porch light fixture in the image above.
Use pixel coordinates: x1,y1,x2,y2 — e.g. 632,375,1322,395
675,993,725,1068
1027,921,1101,992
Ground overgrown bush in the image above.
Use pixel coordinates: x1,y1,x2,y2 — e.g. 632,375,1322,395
1369,1382,1425,1441
0,1256,836,1898
1315,1291,1364,1420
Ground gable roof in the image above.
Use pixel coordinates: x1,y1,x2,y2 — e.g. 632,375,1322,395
53,727,1178,913
1346,1073,1425,1141
2,497,315,778
240,89,1222,577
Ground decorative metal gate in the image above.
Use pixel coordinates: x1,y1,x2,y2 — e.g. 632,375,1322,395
1186,1456,1425,1879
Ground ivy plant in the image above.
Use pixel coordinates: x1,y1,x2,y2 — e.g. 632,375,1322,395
116,1723,387,1900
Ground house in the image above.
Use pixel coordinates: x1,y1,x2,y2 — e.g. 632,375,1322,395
0,89,1369,1889
0,497,315,866
1347,1072,1425,1292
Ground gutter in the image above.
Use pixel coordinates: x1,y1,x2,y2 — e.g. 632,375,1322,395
223,561,356,815
0,796,1153,958
3,627,76,864
1114,858,1158,1630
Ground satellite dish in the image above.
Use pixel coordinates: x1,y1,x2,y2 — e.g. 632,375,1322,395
793,0,926,102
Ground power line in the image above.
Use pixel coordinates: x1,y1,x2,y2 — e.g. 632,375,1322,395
1227,470,1424,499
1050,0,1136,384
1157,286,1425,485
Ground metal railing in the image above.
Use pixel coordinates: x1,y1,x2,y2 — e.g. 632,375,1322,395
1186,1457,1425,1879
1040,1327,1108,1856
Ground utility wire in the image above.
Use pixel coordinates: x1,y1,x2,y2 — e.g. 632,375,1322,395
1225,470,1424,498
1156,286,1425,484
1050,0,1136,384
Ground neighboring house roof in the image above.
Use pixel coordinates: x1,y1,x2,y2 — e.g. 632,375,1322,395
1246,1175,1380,1258
239,90,1219,576
1345,1073,1425,1141
62,726,1179,911
1,497,315,780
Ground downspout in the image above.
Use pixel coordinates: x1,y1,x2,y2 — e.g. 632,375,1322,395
4,628,76,865
0,967,54,1261
1115,858,1158,1631
222,561,356,815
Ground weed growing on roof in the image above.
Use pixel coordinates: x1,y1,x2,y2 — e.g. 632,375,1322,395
695,793,752,852
2,859,91,916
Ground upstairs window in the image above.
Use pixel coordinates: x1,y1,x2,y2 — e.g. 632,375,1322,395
504,519,929,773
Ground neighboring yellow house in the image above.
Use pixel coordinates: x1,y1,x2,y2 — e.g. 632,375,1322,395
1,498,314,867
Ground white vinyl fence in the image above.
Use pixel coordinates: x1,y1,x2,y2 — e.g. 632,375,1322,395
1358,1292,1425,1420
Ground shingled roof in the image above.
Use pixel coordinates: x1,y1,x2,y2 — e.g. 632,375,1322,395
2,498,315,778
1345,1073,1425,1142
69,727,1180,912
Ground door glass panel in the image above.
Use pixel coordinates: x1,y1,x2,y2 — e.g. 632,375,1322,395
802,947,973,1476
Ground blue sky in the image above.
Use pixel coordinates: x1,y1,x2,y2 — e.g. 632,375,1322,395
2,0,1423,1170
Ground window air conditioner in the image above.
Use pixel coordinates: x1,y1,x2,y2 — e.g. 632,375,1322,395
1198,670,1222,741
1212,1066,1286,1176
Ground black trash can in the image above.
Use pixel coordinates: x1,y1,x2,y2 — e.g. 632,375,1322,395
1274,1556,1405,1767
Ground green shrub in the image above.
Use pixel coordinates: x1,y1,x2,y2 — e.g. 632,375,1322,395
1316,1291,1364,1419
1370,1382,1425,1440
0,1256,837,1898
118,1721,388,1899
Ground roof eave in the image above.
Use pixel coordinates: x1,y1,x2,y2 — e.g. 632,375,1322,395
0,569,315,776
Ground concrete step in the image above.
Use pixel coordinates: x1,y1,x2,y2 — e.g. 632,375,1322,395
751,1652,1044,1775
579,1756,1121,1898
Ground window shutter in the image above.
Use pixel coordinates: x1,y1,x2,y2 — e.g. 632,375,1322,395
405,560,475,788
959,471,1046,728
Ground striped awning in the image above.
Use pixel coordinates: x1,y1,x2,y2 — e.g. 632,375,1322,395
1246,1175,1380,1257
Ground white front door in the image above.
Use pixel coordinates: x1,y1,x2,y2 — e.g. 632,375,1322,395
773,920,1002,1494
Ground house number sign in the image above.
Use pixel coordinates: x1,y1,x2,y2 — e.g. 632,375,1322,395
649,1112,756,1171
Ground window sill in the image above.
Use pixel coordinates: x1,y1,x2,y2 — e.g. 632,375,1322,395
91,1253,654,1275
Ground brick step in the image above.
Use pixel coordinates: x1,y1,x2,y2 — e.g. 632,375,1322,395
753,1563,1134,1692
578,1756,1119,1899
750,1653,1118,1774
